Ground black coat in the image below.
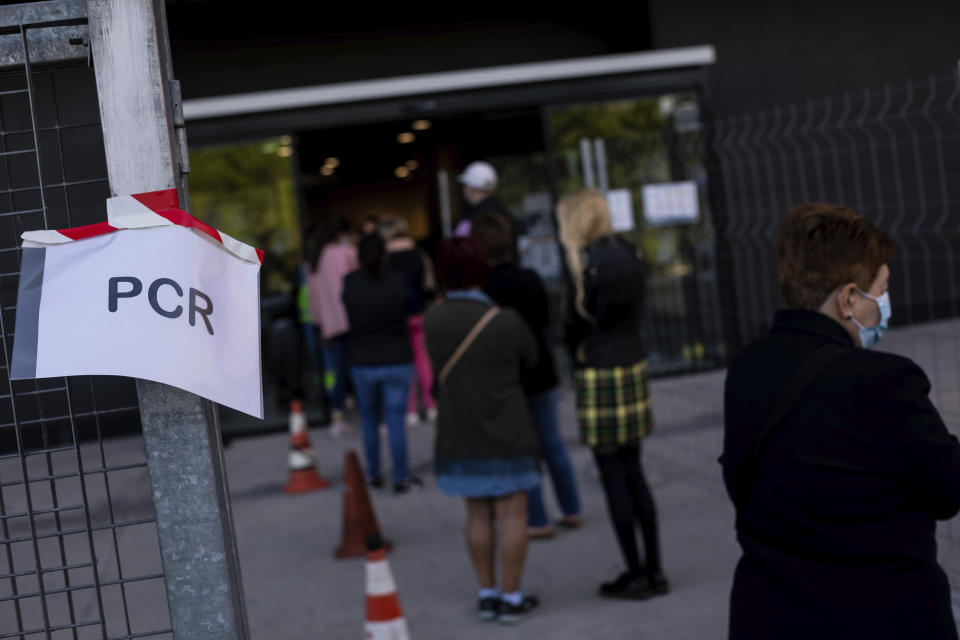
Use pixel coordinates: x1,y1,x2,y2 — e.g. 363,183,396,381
341,269,413,367
564,236,646,368
722,309,960,639
485,263,558,396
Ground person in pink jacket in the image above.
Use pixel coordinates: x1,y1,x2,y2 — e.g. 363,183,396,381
306,219,358,436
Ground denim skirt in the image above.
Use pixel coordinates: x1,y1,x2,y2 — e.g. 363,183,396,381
435,457,540,498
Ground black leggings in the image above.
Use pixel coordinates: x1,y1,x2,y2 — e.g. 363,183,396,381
593,444,662,575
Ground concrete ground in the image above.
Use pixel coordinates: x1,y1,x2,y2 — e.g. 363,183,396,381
4,319,960,639
225,389,738,640
225,318,960,639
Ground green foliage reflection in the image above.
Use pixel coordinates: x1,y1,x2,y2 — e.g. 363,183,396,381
188,139,300,295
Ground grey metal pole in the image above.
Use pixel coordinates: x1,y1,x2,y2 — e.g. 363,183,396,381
87,1,250,638
593,137,609,192
438,169,453,237
579,136,596,189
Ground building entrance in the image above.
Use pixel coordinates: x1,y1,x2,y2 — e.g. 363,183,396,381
187,83,722,436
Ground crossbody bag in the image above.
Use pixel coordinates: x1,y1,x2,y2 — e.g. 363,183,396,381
437,306,500,386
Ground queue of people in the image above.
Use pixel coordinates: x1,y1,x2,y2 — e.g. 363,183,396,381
300,164,958,636
301,179,666,624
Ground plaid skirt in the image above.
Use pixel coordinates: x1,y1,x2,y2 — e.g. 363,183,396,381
575,361,652,449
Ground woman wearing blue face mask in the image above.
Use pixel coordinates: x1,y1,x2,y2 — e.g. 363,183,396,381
721,203,960,640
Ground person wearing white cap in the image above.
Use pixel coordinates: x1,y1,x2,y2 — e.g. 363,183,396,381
455,161,518,241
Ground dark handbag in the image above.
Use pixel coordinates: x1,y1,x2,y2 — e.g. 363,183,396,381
730,342,848,508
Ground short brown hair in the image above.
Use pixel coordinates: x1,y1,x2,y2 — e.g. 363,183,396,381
775,203,895,310
470,212,514,265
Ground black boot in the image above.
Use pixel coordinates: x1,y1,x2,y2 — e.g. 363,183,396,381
599,570,669,600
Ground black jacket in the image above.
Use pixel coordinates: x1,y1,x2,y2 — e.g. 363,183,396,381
341,269,413,367
464,194,515,224
463,195,522,259
485,263,558,396
564,236,646,368
722,309,960,639
386,248,429,315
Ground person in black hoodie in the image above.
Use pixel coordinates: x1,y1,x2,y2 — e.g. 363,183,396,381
342,233,422,494
471,212,582,539
722,203,960,639
557,189,668,600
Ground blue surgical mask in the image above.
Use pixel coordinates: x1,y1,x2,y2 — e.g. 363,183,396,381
848,289,891,348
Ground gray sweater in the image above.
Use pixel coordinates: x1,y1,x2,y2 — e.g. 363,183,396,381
424,298,539,465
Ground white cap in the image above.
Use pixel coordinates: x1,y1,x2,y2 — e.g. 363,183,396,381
458,161,497,190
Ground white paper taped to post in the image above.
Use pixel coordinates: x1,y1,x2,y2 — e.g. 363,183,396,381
10,189,265,419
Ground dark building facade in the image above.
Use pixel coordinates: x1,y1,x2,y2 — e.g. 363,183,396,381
160,0,960,429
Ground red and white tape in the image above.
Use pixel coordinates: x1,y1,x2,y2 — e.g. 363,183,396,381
21,189,264,265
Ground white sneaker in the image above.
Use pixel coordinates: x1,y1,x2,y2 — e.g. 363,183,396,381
426,407,438,422
405,412,419,427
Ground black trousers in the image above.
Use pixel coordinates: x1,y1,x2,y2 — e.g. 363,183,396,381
592,443,662,575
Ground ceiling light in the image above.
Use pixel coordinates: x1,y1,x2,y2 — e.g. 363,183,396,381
395,166,410,178
405,160,419,171
397,132,415,144
324,157,340,168
412,119,431,131
321,166,334,176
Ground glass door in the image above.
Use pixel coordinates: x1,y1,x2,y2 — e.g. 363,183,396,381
545,94,725,375
188,136,308,437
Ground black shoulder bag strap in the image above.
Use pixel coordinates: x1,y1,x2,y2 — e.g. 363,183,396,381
732,342,848,508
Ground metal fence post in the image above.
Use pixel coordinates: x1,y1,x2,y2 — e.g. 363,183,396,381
87,1,250,638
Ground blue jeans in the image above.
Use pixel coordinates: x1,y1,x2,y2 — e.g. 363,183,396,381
350,364,414,484
323,334,349,412
527,388,581,527
302,323,323,383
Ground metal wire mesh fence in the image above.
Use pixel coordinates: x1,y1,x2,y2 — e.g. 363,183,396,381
708,72,960,350
0,14,172,640
644,69,960,585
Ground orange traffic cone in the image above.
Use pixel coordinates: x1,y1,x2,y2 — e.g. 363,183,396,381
283,400,331,494
364,534,410,640
335,450,390,558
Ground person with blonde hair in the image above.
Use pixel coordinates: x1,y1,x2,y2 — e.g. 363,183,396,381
557,189,668,600
380,215,438,426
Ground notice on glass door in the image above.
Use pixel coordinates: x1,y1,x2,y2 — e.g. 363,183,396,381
641,181,700,226
606,189,635,232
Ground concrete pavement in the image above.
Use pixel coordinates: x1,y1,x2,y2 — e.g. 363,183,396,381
225,383,737,640
225,318,960,638
5,319,960,638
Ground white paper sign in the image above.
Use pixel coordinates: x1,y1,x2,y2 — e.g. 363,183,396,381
521,235,562,279
12,224,263,418
606,189,635,232
641,181,700,226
